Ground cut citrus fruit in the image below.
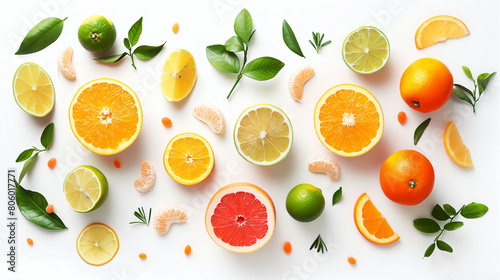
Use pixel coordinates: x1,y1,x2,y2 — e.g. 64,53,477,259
308,155,340,181
415,15,469,49
342,26,390,74
69,78,143,155
76,223,119,265
444,121,473,167
354,193,399,245
12,62,54,117
57,46,76,80
161,49,197,102
234,104,293,166
153,205,187,235
63,165,108,212
314,84,384,157
289,66,315,101
205,182,276,253
134,160,156,193
163,133,214,185
193,103,225,134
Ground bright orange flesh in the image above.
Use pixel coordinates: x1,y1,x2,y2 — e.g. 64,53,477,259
415,15,469,49
153,206,187,235
289,66,314,101
444,121,473,167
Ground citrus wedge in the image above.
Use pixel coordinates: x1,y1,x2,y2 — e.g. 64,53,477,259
354,193,399,245
308,155,340,181
63,165,108,212
134,160,156,193
163,133,214,185
161,49,197,102
77,223,119,266
205,182,276,253
415,15,469,49
12,62,54,117
193,103,225,134
342,26,390,74
69,78,143,155
314,84,384,157
289,66,315,101
57,46,76,80
234,104,293,166
444,121,473,167
153,205,187,235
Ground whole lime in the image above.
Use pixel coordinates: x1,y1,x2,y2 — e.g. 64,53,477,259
78,15,117,53
286,183,325,222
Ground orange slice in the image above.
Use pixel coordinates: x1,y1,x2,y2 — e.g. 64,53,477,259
153,205,187,235
57,46,76,80
69,78,143,155
444,121,473,167
193,103,225,134
288,66,314,101
308,155,340,181
415,15,469,49
163,133,214,185
76,223,119,266
314,84,384,157
354,193,399,245
134,160,156,193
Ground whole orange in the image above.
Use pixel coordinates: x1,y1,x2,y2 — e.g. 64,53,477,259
380,150,435,206
400,58,453,113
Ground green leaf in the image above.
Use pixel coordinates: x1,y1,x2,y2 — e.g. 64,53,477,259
234,9,253,43
282,20,305,58
40,122,54,149
322,40,332,47
133,42,166,60
424,243,435,258
461,202,488,219
15,183,67,230
18,152,38,183
413,218,441,233
242,57,285,81
224,36,244,52
124,38,131,49
332,186,342,206
453,88,473,106
94,52,129,63
414,118,431,145
462,66,473,80
206,45,240,73
15,17,67,55
454,84,474,97
436,240,453,253
444,221,464,231
16,148,36,162
128,17,143,47
431,204,450,221
478,72,496,95
443,204,457,216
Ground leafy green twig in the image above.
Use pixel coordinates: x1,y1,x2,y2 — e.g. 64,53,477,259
309,234,328,254
130,207,152,226
309,32,331,54
16,17,68,55
16,123,54,183
453,66,496,113
282,20,305,58
414,118,431,145
414,202,488,258
206,9,285,99
94,17,165,69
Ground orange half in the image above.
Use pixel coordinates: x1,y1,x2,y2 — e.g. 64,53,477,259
415,15,469,49
444,121,473,167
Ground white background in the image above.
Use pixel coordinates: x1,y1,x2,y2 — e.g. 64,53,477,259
1,0,499,279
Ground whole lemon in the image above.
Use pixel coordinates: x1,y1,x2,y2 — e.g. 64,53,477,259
400,58,453,113
78,15,117,53
286,183,325,222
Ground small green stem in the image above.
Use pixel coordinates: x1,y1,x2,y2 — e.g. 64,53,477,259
227,74,242,99
433,205,465,243
227,43,249,99
129,49,137,69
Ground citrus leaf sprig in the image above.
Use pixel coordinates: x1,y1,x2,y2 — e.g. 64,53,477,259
130,207,152,226
206,9,285,99
414,202,488,258
15,17,68,55
310,234,328,254
16,123,54,183
453,66,496,113
95,17,165,69
309,32,331,54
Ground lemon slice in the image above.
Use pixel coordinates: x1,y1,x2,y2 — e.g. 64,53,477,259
342,26,390,74
63,165,108,212
77,223,119,266
161,49,197,101
234,104,293,166
12,62,55,117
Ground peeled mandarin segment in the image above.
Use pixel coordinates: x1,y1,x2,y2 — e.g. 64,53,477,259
153,206,187,235
57,46,76,80
308,155,340,181
288,66,315,101
134,160,156,193
444,122,473,167
193,103,225,134
416,16,469,49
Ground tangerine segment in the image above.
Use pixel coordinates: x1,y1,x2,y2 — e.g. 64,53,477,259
444,121,473,167
415,15,469,49
13,62,54,117
314,84,383,157
69,79,143,155
153,205,187,235
161,49,197,102
163,133,214,185
354,193,399,245
76,223,119,266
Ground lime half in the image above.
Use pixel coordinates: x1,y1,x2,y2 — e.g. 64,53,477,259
342,26,390,74
64,165,108,212
234,104,293,166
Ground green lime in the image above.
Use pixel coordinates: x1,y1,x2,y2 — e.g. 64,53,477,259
342,26,390,74
286,183,325,222
63,165,108,213
78,15,117,53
